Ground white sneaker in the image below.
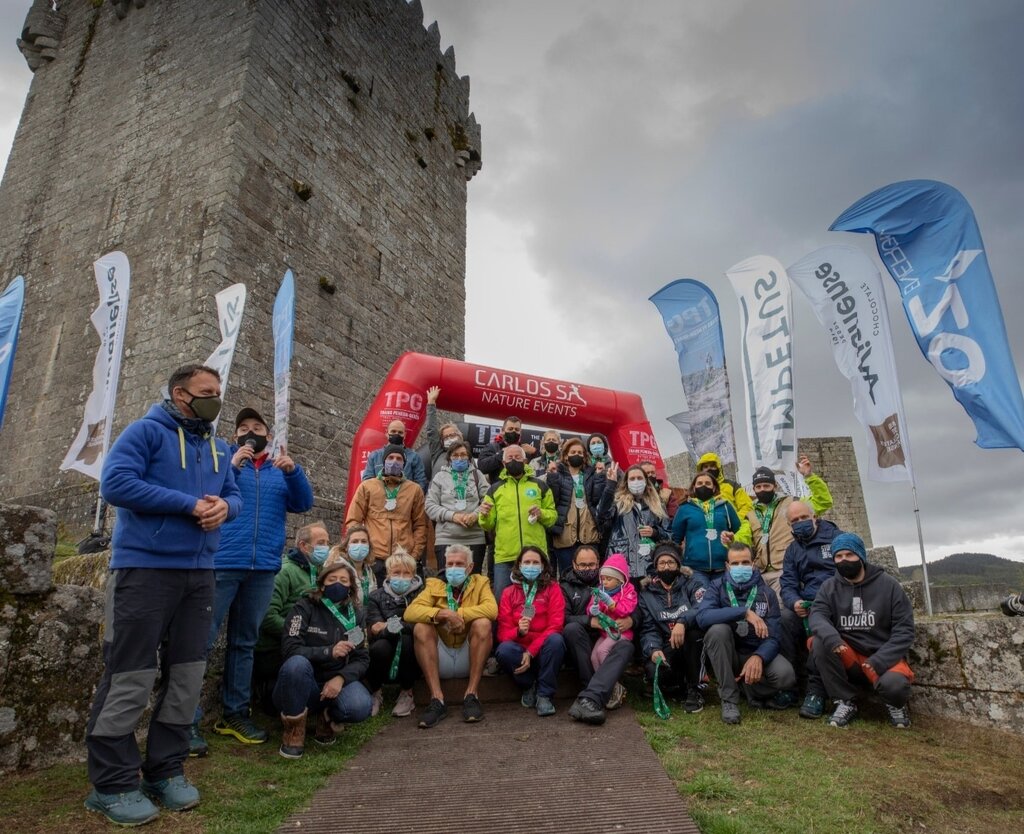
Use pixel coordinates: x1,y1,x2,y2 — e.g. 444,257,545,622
392,689,416,718
606,682,627,710
371,689,384,717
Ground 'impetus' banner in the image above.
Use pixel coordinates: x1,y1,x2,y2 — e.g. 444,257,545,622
831,180,1024,451
270,270,295,456
60,252,131,480
788,245,913,482
203,283,247,431
725,256,797,473
0,275,25,431
649,280,737,465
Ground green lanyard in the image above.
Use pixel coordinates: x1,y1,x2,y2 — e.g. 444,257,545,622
322,598,358,633
361,573,371,601
698,499,715,530
522,581,539,610
307,565,317,588
652,656,671,720
754,500,776,535
445,577,472,611
451,470,469,501
572,473,584,499
389,629,403,680
726,583,759,610
589,588,622,640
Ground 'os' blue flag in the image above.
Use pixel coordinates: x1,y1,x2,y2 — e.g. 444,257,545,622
831,180,1024,451
650,279,737,465
0,276,25,431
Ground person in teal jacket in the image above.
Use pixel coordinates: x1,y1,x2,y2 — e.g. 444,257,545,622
671,471,741,585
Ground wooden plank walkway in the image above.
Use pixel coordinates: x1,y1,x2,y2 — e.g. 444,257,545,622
278,701,701,834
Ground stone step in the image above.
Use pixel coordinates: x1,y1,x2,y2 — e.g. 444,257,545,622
412,669,581,705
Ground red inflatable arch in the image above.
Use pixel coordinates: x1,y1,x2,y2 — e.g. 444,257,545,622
346,351,667,508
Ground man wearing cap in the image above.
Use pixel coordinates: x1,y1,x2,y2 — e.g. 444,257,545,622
360,418,428,491
696,542,796,725
637,543,709,714
727,455,832,596
191,406,314,755
346,444,428,585
809,532,916,729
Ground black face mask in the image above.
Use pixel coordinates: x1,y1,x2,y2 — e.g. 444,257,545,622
704,467,721,480
504,460,525,477
503,431,520,445
693,486,715,501
238,432,268,453
323,583,350,604
574,568,599,585
388,433,404,446
835,560,863,579
567,454,585,468
755,489,775,505
544,441,559,454
657,568,680,585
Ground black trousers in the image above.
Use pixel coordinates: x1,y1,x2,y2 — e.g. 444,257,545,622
563,621,632,706
86,568,213,792
643,632,704,692
811,639,912,707
365,633,420,691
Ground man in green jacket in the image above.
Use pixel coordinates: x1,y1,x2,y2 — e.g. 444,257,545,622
477,444,557,600
251,521,330,713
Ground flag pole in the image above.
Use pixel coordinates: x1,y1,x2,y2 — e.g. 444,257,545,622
910,483,933,615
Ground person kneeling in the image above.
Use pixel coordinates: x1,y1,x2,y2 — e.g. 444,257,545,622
696,543,796,725
809,532,915,729
495,546,566,717
274,555,373,759
404,544,497,728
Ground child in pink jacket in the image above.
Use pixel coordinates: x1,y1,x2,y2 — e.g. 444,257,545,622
590,553,638,670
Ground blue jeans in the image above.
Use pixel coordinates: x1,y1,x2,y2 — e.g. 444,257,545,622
688,568,725,589
492,561,514,601
496,634,566,698
272,655,373,724
550,546,577,579
197,569,276,719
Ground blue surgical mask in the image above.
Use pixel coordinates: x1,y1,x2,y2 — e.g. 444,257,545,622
520,564,543,582
348,542,370,562
310,545,330,566
450,458,470,473
589,442,605,456
730,565,753,584
389,577,413,595
791,519,816,542
446,567,467,587
323,583,350,604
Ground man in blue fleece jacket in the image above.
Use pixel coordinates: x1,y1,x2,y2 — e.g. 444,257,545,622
84,365,241,827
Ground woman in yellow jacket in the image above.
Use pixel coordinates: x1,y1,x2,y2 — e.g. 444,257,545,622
697,452,753,520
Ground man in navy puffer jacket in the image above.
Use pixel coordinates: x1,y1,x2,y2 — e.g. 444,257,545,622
191,406,313,754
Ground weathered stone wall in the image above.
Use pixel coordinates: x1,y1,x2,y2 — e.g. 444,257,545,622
0,504,104,773
0,0,480,535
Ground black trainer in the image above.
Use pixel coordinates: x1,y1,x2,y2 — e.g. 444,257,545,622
418,698,448,729
568,696,606,725
462,694,484,723
683,688,704,714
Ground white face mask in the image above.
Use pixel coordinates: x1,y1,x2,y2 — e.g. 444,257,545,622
627,479,647,495
443,436,459,449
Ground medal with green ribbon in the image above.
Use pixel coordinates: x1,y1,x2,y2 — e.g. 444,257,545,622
380,476,400,511
521,581,539,620
445,576,471,611
452,469,469,511
726,583,758,638
700,499,717,541
386,616,404,681
589,588,622,640
361,573,371,601
322,597,362,645
573,473,585,508
755,500,777,569
652,656,671,720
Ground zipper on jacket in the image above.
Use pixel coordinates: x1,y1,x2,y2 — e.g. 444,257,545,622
196,437,206,568
514,480,524,550
252,464,261,570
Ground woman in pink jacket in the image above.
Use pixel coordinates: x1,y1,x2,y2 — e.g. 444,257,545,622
496,546,566,717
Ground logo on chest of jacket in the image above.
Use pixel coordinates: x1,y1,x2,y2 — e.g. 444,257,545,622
307,626,328,636
753,601,769,618
821,545,833,562
525,487,539,498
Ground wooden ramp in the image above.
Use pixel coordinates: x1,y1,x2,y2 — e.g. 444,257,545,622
278,701,701,834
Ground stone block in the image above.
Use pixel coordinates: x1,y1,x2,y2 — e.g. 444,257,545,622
867,545,899,578
0,503,56,595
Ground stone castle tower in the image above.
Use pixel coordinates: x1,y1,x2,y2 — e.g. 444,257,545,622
0,0,480,528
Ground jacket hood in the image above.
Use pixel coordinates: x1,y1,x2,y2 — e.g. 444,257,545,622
144,403,190,432
602,553,630,583
697,452,723,470
285,547,311,569
383,574,424,599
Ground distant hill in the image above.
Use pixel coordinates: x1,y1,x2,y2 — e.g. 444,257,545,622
899,552,1024,588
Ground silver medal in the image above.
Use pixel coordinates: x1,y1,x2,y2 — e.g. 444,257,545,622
575,497,585,509
638,543,651,556
384,498,397,511
706,529,717,541
346,626,365,645
454,499,467,511
735,621,749,637
386,616,403,634
522,604,536,619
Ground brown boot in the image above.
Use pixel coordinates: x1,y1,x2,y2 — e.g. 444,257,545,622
279,709,307,759
313,710,336,746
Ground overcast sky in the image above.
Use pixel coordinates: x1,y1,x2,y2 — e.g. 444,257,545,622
3,0,1023,567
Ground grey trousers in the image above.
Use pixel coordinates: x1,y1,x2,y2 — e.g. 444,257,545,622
562,621,632,706
703,622,796,705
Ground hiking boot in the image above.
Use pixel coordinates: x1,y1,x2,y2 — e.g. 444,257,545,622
392,689,416,718
606,682,627,710
462,693,484,723
827,699,858,728
483,656,500,677
418,698,448,729
886,703,911,729
313,710,336,746
683,688,705,714
370,689,384,717
140,775,200,812
799,693,825,719
84,789,160,826
279,709,307,758
536,695,556,717
1001,593,1024,617
521,682,538,709
770,690,798,710
214,712,268,744
569,696,606,725
721,702,741,725
187,723,208,758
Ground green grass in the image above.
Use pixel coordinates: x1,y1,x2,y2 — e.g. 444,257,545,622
632,688,1024,834
0,712,388,834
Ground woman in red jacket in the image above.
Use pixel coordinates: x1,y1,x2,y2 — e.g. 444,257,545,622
496,546,566,717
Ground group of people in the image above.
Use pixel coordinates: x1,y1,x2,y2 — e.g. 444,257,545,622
82,365,919,828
